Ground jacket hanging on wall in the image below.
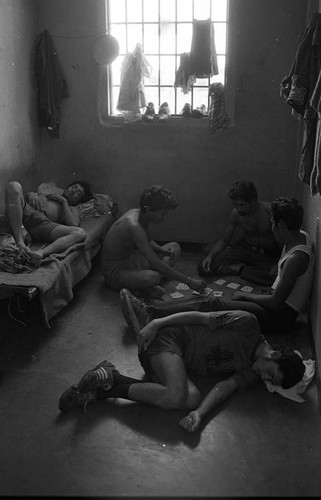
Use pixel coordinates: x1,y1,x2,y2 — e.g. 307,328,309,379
34,30,68,138
280,13,321,195
189,19,218,78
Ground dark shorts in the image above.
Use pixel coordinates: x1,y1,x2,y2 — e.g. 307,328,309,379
138,325,188,378
22,203,60,242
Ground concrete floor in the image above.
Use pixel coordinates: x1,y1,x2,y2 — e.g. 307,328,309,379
0,251,321,497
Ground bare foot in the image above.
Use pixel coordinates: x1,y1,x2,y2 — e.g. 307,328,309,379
27,250,42,268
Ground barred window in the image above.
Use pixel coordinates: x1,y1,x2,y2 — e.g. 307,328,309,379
106,0,228,117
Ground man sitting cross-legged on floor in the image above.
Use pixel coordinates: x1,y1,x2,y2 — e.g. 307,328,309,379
122,197,314,336
101,184,206,298
199,180,280,286
59,304,305,433
5,180,92,267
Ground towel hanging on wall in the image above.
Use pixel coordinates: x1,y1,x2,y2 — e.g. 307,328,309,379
34,29,68,138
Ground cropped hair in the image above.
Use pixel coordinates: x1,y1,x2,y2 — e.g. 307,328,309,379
271,197,303,230
273,347,305,389
139,185,178,212
228,180,258,203
66,180,93,203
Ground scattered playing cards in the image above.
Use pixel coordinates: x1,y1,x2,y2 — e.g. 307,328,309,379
192,287,213,296
170,292,185,299
213,291,223,297
240,286,253,292
176,283,189,290
214,279,226,285
227,282,241,289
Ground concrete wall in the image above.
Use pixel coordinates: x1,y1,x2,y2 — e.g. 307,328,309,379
35,0,308,243
0,0,40,217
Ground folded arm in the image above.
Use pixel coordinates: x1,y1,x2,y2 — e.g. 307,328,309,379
138,311,212,352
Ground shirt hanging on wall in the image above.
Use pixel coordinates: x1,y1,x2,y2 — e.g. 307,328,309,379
189,19,218,78
34,30,68,138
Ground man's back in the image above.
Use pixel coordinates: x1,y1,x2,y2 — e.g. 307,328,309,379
102,209,143,261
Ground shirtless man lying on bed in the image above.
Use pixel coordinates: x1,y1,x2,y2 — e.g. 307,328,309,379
5,180,92,267
101,185,206,298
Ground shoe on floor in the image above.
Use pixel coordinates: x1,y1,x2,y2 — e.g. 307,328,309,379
77,360,117,393
120,288,152,339
181,103,191,117
143,102,156,121
191,104,207,118
157,102,171,121
59,384,97,413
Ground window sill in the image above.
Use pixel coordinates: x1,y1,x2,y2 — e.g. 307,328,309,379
99,114,234,129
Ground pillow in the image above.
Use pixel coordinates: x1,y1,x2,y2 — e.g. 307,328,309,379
79,194,115,219
264,351,315,403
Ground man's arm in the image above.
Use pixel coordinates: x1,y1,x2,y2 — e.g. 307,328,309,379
137,311,212,352
46,194,80,226
232,251,310,310
132,225,206,292
201,212,239,272
179,378,238,432
26,192,44,212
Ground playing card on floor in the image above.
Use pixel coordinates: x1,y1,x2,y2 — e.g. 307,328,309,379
176,283,189,290
240,286,254,292
214,279,226,285
227,282,241,289
170,292,185,299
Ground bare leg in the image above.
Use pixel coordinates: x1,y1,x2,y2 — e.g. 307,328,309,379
128,352,201,410
6,182,41,265
161,242,181,267
38,225,86,258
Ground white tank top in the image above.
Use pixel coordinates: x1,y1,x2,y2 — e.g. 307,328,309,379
271,231,314,313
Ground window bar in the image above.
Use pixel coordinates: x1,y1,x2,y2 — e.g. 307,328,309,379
191,0,195,110
158,0,161,108
125,0,128,54
174,0,178,115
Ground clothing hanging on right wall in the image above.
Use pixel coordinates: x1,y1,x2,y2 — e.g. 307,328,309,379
280,12,321,195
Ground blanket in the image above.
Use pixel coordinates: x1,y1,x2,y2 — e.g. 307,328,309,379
0,213,114,327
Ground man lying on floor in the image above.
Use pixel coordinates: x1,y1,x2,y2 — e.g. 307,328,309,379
101,184,206,298
121,197,314,335
5,180,92,267
59,306,305,433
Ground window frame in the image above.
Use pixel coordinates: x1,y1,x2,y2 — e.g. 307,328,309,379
101,0,234,124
